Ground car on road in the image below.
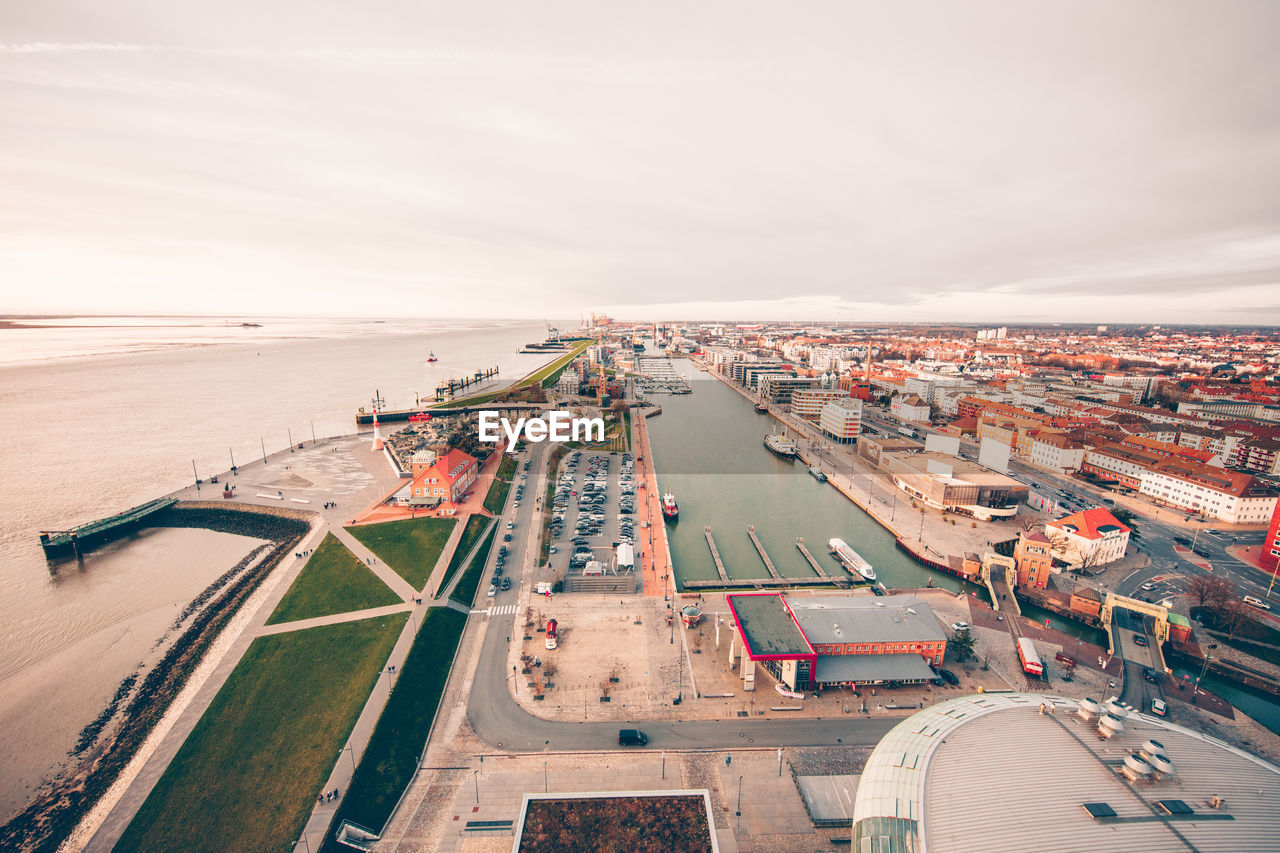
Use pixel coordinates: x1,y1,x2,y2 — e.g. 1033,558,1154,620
1142,667,1159,683
503,533,512,542
1207,529,1220,535
1150,698,1167,716
952,621,970,632
618,729,648,746
1244,595,1272,610
1140,582,1156,591
1174,536,1191,546
1133,633,1148,647
501,577,512,591
507,520,515,529
486,584,497,598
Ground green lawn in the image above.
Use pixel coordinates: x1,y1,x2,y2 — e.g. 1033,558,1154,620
116,615,406,853
483,454,517,515
319,608,468,849
266,533,401,624
436,515,492,595
450,525,498,607
346,517,456,590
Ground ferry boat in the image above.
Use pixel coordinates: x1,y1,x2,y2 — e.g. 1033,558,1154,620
827,537,877,582
754,401,768,413
661,493,679,520
763,431,797,460
808,465,827,482
427,351,438,362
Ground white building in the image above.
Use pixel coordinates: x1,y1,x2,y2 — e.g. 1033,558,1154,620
820,398,863,444
790,388,852,421
891,394,931,423
1045,508,1131,568
1026,432,1086,473
1138,463,1278,524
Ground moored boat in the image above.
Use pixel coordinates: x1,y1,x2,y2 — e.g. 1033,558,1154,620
754,401,768,413
827,537,877,581
808,465,827,482
661,492,679,520
764,431,797,459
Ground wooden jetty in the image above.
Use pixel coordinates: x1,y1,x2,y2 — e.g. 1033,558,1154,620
795,537,850,587
682,577,850,591
434,366,500,401
746,525,780,579
704,526,729,582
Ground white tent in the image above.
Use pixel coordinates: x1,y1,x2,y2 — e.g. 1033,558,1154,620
615,542,635,570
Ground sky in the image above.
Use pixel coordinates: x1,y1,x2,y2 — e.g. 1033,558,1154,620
2,1,1279,323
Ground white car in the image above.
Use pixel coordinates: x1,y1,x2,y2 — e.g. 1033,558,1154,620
1150,698,1167,716
1140,582,1156,591
486,585,497,598
952,621,970,632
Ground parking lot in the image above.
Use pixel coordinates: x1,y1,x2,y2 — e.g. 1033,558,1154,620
546,450,641,584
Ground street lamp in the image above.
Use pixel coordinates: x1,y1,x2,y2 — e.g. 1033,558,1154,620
736,774,744,832
473,769,480,804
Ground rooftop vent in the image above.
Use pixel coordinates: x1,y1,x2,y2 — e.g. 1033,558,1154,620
1104,698,1129,719
1122,753,1153,781
1078,697,1102,720
1139,738,1166,758
1148,753,1175,779
1098,714,1125,737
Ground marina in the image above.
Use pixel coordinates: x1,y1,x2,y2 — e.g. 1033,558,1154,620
647,360,939,592
637,358,692,395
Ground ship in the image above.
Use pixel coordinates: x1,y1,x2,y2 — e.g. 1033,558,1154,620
754,402,768,413
808,465,827,482
427,351,438,362
763,431,797,460
827,537,877,582
661,493,679,520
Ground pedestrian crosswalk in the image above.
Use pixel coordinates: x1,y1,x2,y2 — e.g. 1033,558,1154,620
488,604,518,616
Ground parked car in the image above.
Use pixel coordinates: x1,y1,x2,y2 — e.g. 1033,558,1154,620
937,668,959,686
1150,698,1167,716
1133,633,1148,647
501,577,512,591
952,621,970,632
618,729,648,746
486,585,497,598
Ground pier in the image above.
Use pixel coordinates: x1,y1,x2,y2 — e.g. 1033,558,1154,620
746,525,780,579
39,497,178,560
434,366,500,401
795,537,851,587
704,526,729,582
682,577,851,591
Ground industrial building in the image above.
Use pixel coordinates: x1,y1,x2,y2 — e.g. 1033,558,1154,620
853,692,1280,852
724,593,946,692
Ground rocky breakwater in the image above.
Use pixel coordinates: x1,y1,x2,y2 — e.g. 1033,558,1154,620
0,502,312,853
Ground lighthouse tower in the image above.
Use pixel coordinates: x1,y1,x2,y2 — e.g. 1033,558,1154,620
369,389,386,452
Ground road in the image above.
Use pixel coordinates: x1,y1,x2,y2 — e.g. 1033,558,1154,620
464,439,901,752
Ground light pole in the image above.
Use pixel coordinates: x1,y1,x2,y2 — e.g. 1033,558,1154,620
473,769,480,804
736,774,744,832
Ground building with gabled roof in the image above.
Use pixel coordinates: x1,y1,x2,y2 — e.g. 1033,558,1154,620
1046,507,1131,568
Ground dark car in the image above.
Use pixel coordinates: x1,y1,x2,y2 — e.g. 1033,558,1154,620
1142,667,1158,683
501,577,512,591
937,668,959,686
618,729,648,746
1133,633,1148,647
1174,536,1191,547
503,533,512,542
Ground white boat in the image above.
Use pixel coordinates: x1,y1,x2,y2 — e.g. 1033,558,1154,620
827,537,877,582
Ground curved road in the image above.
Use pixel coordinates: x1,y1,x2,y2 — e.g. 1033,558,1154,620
465,441,900,753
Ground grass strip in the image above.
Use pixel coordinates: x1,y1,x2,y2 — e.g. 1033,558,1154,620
436,515,491,593
267,533,401,624
450,524,498,607
115,615,406,853
482,454,517,515
319,608,468,849
434,341,591,408
346,516,456,590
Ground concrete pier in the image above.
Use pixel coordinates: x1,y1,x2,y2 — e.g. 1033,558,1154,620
704,526,729,582
746,525,780,579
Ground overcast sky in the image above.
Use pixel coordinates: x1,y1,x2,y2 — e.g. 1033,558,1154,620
3,2,1279,323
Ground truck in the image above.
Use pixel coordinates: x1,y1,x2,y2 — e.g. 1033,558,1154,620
545,618,558,650
898,426,917,438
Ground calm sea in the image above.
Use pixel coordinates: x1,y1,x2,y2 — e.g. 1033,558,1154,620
0,315,550,819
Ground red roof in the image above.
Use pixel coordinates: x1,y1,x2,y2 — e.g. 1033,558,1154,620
1049,507,1131,540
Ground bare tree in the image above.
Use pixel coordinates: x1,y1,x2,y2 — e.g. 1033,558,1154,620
1219,599,1252,641
1187,575,1234,611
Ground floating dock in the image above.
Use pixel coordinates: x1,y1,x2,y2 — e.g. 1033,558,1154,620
704,526,729,581
682,577,850,591
434,366,500,401
746,525,780,579
39,497,178,560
